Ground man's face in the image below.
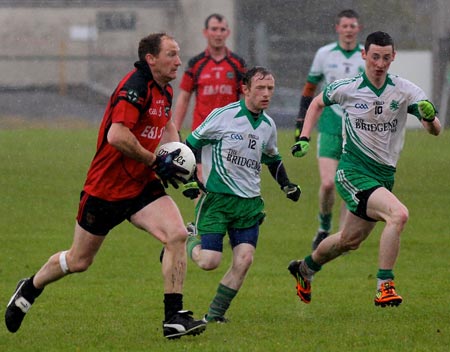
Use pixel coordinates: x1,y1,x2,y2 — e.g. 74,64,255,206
336,16,360,46
243,73,275,113
203,17,230,50
362,44,395,80
150,37,182,84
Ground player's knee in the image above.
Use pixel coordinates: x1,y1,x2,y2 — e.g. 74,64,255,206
67,255,94,273
321,179,335,193
197,257,221,270
237,251,254,269
390,205,409,233
195,250,221,270
227,251,254,278
198,262,219,271
164,225,188,246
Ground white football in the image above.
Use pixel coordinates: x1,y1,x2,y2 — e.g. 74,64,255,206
155,141,196,181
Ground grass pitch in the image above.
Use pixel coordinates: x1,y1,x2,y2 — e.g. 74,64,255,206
0,127,449,351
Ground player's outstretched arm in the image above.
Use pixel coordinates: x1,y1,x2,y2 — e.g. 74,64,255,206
300,92,325,139
294,82,317,141
292,92,325,157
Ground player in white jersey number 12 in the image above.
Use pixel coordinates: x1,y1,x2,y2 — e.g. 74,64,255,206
184,66,301,322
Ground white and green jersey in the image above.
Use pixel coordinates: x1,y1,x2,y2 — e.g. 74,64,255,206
323,72,427,177
307,42,365,134
186,100,281,198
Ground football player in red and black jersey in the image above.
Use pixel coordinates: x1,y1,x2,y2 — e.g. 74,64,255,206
173,13,246,186
5,33,206,339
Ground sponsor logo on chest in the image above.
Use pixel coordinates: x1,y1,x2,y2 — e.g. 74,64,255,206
148,98,170,118
202,84,233,95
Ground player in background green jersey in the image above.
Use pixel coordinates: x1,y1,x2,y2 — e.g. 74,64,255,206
295,9,365,250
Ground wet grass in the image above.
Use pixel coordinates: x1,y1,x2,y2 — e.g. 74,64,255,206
0,127,449,351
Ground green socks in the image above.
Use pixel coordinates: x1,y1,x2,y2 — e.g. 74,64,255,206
377,269,394,280
206,283,237,320
299,255,322,280
305,255,322,272
376,269,394,287
186,236,201,259
319,213,332,232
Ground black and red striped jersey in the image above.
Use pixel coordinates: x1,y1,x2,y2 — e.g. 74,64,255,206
179,48,246,130
83,61,173,201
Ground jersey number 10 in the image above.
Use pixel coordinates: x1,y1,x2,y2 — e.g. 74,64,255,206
374,106,383,115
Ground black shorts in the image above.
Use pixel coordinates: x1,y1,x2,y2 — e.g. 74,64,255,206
76,180,166,236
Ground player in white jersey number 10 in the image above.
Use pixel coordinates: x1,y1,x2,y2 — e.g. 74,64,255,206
289,31,441,307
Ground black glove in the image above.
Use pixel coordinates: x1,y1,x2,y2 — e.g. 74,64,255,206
282,183,301,202
153,148,189,189
181,167,206,199
182,180,200,199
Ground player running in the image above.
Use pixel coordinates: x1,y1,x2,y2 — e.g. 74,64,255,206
294,9,365,249
185,66,301,322
290,31,441,307
5,33,206,339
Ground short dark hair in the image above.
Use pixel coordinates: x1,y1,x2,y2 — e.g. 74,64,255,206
204,13,225,29
243,66,273,87
138,32,173,61
336,9,359,24
364,31,395,52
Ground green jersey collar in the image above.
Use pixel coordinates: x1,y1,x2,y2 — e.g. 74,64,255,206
236,99,271,129
358,72,395,97
332,42,362,59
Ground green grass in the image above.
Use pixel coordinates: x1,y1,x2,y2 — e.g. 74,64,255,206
1,127,449,351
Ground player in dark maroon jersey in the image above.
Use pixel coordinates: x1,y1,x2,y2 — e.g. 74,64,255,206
5,33,206,339
173,13,246,186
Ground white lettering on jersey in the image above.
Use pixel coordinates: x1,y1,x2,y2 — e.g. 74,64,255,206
202,84,233,95
226,149,261,174
148,99,167,118
141,126,165,139
354,118,398,132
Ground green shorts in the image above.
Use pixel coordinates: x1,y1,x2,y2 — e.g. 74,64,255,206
195,193,265,235
317,132,343,160
335,167,394,219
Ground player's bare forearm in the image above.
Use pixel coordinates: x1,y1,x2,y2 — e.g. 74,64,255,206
107,122,155,166
422,117,441,136
172,90,192,131
161,120,181,144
